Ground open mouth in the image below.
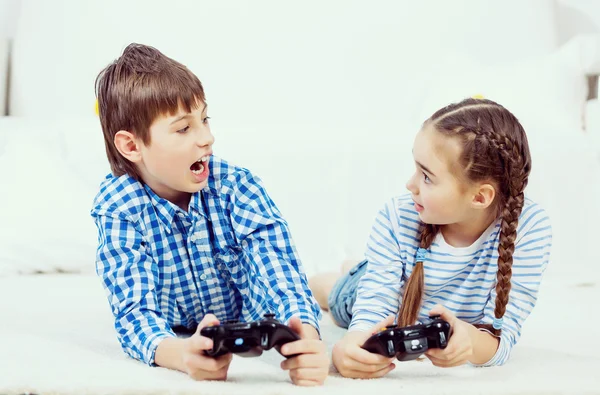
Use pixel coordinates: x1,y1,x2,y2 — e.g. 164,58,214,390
190,155,210,174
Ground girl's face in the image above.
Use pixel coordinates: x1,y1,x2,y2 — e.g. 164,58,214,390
406,125,477,225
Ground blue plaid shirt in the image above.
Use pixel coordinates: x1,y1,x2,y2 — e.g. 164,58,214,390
91,156,321,365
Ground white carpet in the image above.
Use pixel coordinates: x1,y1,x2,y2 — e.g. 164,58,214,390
1,270,599,395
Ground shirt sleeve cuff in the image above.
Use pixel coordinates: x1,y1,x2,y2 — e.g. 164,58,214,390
348,321,373,332
280,303,321,338
348,310,389,332
144,330,177,366
470,329,511,367
297,311,322,337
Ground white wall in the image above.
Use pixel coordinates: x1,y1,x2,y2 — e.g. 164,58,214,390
556,0,600,44
2,1,600,276
9,0,558,130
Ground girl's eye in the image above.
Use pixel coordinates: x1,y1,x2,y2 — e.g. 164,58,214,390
176,125,190,134
423,172,432,184
203,116,211,124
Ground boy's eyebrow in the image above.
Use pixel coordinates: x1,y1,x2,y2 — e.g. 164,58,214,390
170,114,189,124
170,104,208,125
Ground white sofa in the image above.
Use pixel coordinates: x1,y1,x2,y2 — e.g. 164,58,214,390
1,1,600,394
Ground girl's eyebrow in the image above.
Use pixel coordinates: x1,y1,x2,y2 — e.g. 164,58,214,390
411,148,435,177
412,148,436,177
416,161,436,177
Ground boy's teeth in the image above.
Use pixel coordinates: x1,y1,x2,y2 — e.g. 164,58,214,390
192,164,205,174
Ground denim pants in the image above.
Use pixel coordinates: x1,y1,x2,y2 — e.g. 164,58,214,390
327,259,368,328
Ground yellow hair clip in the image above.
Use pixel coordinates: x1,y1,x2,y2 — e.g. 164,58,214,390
472,94,485,99
94,99,99,116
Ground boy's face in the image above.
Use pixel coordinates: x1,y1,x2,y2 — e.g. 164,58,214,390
135,103,214,207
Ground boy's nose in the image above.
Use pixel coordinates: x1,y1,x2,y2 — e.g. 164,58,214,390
196,129,215,147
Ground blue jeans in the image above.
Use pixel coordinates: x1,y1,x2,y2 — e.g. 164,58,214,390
327,259,368,328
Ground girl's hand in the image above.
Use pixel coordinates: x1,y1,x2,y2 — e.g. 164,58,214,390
425,305,474,368
332,315,396,379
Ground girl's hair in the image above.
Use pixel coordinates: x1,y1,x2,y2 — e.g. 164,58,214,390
397,98,531,336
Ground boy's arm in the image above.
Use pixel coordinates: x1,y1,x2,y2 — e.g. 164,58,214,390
225,171,321,332
95,214,176,366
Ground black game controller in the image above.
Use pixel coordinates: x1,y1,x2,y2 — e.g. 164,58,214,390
200,313,301,358
361,315,452,361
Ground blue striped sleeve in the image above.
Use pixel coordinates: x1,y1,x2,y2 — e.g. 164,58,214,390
349,200,407,332
94,215,176,366
474,208,552,367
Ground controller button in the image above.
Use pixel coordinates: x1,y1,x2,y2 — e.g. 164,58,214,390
387,340,395,355
235,338,244,346
261,332,269,347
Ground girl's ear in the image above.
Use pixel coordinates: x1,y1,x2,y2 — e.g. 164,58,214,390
114,130,143,163
472,183,496,210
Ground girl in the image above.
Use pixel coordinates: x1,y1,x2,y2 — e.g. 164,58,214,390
310,98,552,378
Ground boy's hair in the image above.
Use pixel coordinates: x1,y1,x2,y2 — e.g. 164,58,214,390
398,98,531,336
95,43,206,180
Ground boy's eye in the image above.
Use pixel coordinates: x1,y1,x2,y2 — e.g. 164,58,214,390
203,116,211,124
176,125,190,134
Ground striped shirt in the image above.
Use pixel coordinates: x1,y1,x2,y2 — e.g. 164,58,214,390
91,156,320,366
350,194,552,366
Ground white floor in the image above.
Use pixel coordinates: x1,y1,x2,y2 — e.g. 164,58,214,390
1,269,599,395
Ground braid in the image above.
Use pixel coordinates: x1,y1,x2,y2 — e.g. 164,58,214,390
472,117,529,336
397,224,439,327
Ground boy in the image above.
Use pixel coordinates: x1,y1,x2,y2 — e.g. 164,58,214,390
91,43,327,386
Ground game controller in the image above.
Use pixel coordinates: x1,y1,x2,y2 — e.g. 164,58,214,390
361,315,452,361
200,313,301,358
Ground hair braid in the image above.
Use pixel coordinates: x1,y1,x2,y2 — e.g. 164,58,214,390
397,224,439,327
473,123,528,335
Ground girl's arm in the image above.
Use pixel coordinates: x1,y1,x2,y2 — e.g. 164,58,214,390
349,199,411,331
474,205,552,366
426,204,552,367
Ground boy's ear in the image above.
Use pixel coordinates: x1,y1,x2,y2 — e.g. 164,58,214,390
471,183,496,210
114,130,142,163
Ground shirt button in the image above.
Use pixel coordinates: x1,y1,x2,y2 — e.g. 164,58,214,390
200,273,207,281
190,235,197,243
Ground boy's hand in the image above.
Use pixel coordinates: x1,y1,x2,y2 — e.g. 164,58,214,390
279,317,329,386
331,315,396,379
425,305,473,367
181,314,233,380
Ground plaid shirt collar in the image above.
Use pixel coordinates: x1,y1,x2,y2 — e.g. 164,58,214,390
142,182,217,234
